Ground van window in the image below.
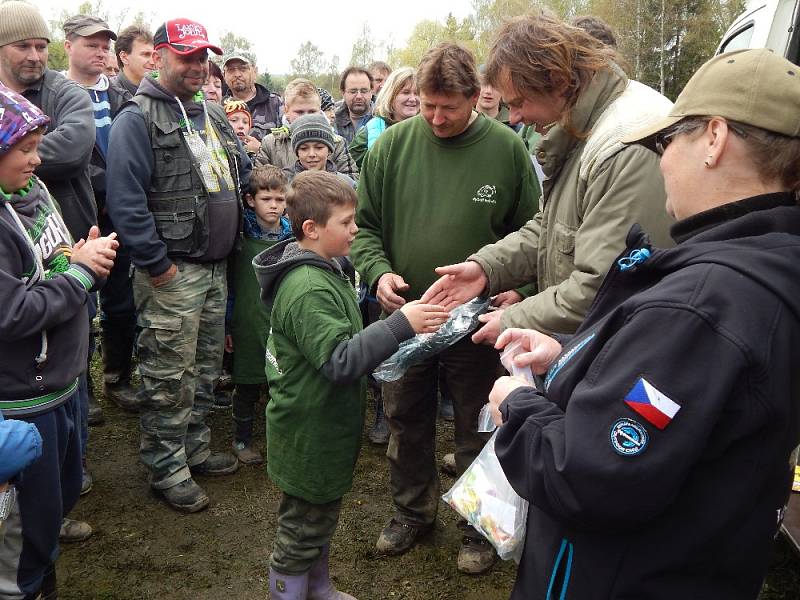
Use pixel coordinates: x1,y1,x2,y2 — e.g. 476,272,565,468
721,24,755,52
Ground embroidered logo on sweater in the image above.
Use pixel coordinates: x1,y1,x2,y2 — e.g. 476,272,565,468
610,418,648,456
472,184,497,204
623,378,681,430
544,333,596,391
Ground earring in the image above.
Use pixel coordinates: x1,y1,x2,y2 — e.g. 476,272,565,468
704,155,713,168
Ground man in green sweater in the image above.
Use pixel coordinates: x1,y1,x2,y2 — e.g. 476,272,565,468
350,42,540,575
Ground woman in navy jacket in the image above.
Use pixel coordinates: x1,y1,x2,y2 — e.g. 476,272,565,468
488,49,800,600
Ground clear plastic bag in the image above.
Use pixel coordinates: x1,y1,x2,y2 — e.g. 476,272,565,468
442,431,528,562
373,296,491,383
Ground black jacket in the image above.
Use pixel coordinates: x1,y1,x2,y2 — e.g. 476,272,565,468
495,193,800,599
224,83,283,141
0,180,95,416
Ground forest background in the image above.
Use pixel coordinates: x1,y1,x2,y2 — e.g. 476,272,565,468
40,0,746,102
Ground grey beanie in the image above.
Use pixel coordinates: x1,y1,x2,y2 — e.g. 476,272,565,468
0,1,51,47
291,113,335,155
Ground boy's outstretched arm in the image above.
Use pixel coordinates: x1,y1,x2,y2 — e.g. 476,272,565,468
320,302,449,384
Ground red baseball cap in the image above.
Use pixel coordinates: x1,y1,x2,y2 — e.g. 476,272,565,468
153,18,222,56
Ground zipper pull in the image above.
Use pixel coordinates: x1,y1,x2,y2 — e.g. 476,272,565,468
617,248,651,271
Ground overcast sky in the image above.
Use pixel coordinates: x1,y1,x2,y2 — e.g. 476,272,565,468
33,0,475,74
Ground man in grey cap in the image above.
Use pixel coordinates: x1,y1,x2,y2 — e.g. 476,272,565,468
222,53,283,140
64,16,140,422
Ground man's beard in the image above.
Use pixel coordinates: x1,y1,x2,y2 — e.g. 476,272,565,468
348,101,368,117
13,63,44,86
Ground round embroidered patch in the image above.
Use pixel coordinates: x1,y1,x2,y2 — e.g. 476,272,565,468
610,418,649,456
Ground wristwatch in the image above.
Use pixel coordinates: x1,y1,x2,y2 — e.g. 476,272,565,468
0,485,16,523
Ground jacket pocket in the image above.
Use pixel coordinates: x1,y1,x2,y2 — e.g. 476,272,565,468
552,220,577,283
150,196,208,256
151,124,193,194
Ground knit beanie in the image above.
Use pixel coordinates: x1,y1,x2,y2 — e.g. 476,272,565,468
317,87,335,112
0,1,51,47
291,113,335,155
0,84,50,156
223,98,252,129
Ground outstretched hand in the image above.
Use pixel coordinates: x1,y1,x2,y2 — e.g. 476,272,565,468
420,261,488,310
400,300,450,334
494,328,562,375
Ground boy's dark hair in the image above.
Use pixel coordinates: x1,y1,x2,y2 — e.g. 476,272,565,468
247,165,288,197
115,25,154,69
286,171,357,240
339,66,374,92
417,42,480,98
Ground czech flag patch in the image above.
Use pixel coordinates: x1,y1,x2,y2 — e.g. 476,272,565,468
623,378,681,430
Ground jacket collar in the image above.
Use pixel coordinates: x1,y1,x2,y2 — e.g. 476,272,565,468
538,64,627,181
670,192,799,244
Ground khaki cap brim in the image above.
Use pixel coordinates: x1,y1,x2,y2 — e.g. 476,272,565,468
620,114,682,151
71,24,117,40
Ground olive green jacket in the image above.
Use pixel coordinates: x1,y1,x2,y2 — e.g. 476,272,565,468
470,66,675,335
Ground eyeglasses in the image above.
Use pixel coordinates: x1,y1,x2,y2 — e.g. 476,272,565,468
345,88,371,96
654,119,748,155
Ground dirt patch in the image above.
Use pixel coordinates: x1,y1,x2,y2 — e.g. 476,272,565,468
58,383,515,600
58,377,800,599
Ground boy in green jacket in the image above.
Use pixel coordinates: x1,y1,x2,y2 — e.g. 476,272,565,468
254,171,448,599
226,166,292,465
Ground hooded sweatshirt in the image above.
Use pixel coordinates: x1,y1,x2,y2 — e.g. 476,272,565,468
254,239,414,502
106,77,251,276
494,193,800,599
0,177,96,417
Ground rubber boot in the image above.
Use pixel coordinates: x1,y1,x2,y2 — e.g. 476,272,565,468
307,546,357,600
269,567,309,599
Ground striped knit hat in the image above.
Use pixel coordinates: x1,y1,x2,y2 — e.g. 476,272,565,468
0,84,50,155
290,113,335,155
0,1,51,47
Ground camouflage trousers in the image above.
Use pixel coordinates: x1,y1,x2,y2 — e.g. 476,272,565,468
132,260,226,489
271,493,342,574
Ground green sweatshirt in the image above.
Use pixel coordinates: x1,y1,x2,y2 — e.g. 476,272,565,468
351,113,540,301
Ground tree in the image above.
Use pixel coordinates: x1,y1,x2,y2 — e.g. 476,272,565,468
218,31,257,65
257,71,274,91
389,14,476,68
349,23,375,67
320,55,341,99
290,41,325,79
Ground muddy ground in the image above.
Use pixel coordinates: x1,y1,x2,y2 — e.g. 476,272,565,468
58,374,800,600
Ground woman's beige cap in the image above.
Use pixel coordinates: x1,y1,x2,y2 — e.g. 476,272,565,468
623,49,800,148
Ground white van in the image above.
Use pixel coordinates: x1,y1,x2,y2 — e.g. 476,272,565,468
718,1,800,556
717,0,800,60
